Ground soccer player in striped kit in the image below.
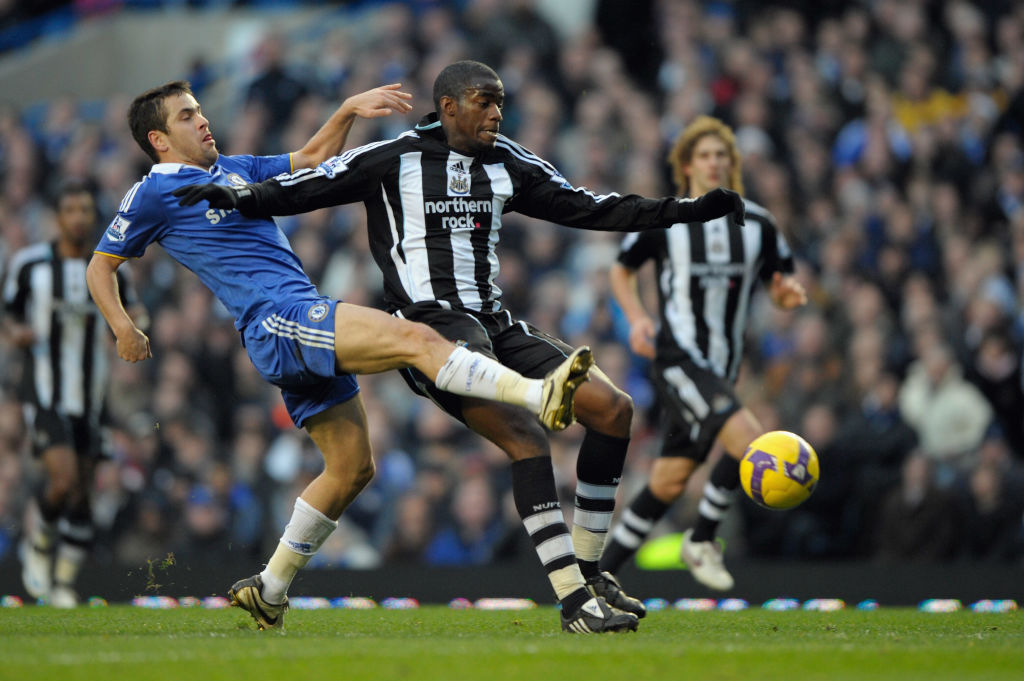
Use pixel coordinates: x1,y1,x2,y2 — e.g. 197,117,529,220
599,116,808,592
4,179,144,607
88,80,592,631
174,61,745,632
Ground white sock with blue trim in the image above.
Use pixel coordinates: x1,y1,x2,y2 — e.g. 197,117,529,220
259,497,337,604
434,346,542,412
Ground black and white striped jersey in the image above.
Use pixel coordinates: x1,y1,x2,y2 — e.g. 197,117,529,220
3,241,137,420
616,199,795,382
244,113,707,313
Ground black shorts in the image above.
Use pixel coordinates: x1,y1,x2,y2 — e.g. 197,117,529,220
394,302,574,424
29,407,105,459
650,356,740,461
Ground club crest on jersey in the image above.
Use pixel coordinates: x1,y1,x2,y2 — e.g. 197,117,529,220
447,160,471,195
225,173,248,187
105,214,130,242
308,303,329,322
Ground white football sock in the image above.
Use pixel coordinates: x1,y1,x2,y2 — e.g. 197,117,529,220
54,543,87,586
434,346,542,412
571,526,607,564
260,497,337,604
549,563,588,601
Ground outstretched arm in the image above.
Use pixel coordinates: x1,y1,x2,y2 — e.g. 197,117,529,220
515,172,745,231
609,262,657,359
289,84,412,170
86,253,151,362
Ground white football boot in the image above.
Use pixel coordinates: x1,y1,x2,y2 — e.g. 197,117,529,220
680,529,734,591
49,584,80,608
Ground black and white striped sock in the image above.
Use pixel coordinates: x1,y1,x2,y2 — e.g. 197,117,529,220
511,456,589,614
599,485,670,574
573,430,629,579
690,454,740,542
54,506,93,588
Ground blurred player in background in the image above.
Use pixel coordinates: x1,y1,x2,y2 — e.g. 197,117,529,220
599,116,807,591
173,60,745,633
88,80,590,631
3,179,144,607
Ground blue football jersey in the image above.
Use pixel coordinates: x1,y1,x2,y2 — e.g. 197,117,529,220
97,154,321,330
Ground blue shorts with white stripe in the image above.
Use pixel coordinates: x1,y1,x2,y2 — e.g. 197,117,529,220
242,297,359,428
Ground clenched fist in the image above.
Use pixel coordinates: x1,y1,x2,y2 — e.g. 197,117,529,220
172,183,252,210
679,188,745,225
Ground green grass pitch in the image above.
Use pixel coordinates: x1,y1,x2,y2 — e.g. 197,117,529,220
1,605,1021,681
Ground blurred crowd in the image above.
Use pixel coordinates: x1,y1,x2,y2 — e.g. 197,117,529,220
1,0,1023,575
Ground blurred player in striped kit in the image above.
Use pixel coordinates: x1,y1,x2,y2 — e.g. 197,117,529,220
4,179,144,607
600,116,807,592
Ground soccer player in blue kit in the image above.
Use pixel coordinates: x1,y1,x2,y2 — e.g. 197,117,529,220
86,80,592,630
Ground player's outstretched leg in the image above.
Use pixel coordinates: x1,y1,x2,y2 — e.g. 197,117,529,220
229,575,289,630
330,304,592,430
680,529,734,591
561,595,639,633
586,571,647,618
539,346,593,431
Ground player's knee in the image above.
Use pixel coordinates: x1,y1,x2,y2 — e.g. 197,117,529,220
46,468,78,500
581,388,633,436
490,416,549,461
649,470,687,501
611,390,634,427
650,478,685,502
352,456,376,493
401,321,446,361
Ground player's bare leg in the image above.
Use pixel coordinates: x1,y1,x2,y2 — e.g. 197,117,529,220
330,303,590,429
230,397,374,630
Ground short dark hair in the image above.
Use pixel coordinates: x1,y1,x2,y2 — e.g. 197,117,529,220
128,80,194,163
52,177,96,210
432,60,499,111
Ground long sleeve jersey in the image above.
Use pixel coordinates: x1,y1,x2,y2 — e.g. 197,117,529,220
616,199,795,381
241,113,719,313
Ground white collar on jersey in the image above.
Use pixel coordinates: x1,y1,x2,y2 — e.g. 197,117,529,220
151,163,185,174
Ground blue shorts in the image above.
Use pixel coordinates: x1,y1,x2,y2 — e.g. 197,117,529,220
242,297,360,428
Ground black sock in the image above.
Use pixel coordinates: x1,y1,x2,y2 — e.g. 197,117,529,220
690,455,740,543
599,485,671,574
35,488,63,524
31,489,61,551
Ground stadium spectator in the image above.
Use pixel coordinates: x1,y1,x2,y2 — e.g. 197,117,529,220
959,461,1023,562
381,491,435,565
243,32,312,153
898,340,994,480
424,472,504,566
873,452,962,563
